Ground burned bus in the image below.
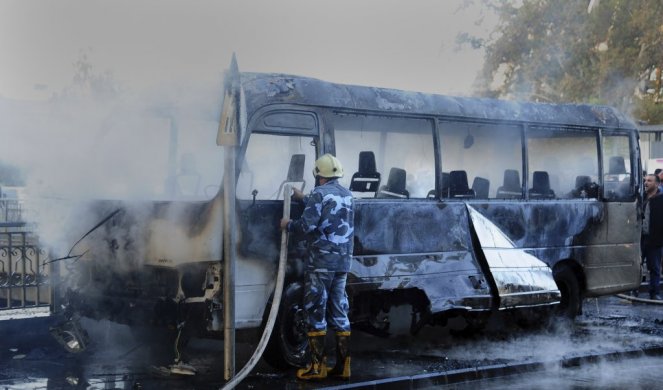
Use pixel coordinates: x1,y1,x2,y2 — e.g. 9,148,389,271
56,59,642,369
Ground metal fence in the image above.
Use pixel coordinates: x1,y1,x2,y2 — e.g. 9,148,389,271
0,197,51,314
0,197,23,224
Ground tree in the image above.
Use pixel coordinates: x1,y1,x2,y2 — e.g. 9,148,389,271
468,0,663,123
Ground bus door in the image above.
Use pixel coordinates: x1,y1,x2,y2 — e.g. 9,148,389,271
593,132,641,294
235,131,317,327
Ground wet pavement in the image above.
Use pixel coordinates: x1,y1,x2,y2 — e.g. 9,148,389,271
429,355,663,389
2,295,663,389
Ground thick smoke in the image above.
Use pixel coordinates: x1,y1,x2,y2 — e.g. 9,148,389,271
0,77,226,289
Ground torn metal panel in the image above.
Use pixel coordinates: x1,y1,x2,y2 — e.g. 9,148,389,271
351,252,491,312
468,201,640,297
347,201,492,313
466,204,560,309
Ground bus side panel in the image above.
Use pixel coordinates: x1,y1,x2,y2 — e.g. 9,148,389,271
468,200,640,295
235,199,493,322
348,200,492,313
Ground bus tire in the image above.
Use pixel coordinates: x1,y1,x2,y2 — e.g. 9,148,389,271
262,282,309,370
553,265,581,319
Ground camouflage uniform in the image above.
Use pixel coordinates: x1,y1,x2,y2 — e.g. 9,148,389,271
287,178,354,333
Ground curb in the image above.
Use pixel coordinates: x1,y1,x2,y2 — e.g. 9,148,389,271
319,345,663,389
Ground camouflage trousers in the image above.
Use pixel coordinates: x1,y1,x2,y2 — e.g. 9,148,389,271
303,271,350,333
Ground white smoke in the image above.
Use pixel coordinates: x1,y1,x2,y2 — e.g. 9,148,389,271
1,73,227,271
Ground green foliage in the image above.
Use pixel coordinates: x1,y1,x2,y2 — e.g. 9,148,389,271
474,0,663,123
633,96,663,124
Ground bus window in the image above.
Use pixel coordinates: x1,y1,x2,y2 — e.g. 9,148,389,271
333,114,435,199
237,133,316,200
527,127,599,199
439,121,523,199
602,133,634,201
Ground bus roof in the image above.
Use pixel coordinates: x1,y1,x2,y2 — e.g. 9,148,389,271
240,72,636,130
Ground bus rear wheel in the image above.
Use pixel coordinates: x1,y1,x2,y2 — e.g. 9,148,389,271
553,265,581,319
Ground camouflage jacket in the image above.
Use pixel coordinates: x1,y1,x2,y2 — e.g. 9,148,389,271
287,179,354,272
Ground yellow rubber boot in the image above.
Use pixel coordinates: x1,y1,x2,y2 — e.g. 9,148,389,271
296,332,327,380
328,331,351,379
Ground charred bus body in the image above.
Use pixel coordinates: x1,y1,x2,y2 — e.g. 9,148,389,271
57,62,642,368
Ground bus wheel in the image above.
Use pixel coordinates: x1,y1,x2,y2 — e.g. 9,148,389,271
263,282,308,370
553,265,581,319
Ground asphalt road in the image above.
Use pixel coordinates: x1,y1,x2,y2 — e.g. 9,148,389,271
2,295,663,389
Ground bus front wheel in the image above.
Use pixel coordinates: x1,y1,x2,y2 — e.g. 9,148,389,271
553,265,581,319
263,282,309,370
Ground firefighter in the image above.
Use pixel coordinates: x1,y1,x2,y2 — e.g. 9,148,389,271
280,153,354,380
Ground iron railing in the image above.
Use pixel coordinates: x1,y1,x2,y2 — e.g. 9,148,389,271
0,227,51,312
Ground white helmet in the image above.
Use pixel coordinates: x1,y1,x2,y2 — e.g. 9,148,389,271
313,154,344,178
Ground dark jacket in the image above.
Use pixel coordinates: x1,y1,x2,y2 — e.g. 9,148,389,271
644,193,663,247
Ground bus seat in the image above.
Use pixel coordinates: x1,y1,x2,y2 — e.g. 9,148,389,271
605,156,631,199
349,151,381,193
496,169,522,198
278,154,306,196
529,171,555,199
575,175,591,193
376,167,409,199
441,172,450,198
572,175,598,198
449,170,475,198
472,177,490,199
608,156,627,174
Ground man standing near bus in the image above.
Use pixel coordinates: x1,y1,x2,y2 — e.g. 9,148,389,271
280,154,355,380
642,173,663,300
655,168,663,193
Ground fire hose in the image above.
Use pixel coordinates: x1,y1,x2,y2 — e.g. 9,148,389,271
615,293,663,305
221,184,291,389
